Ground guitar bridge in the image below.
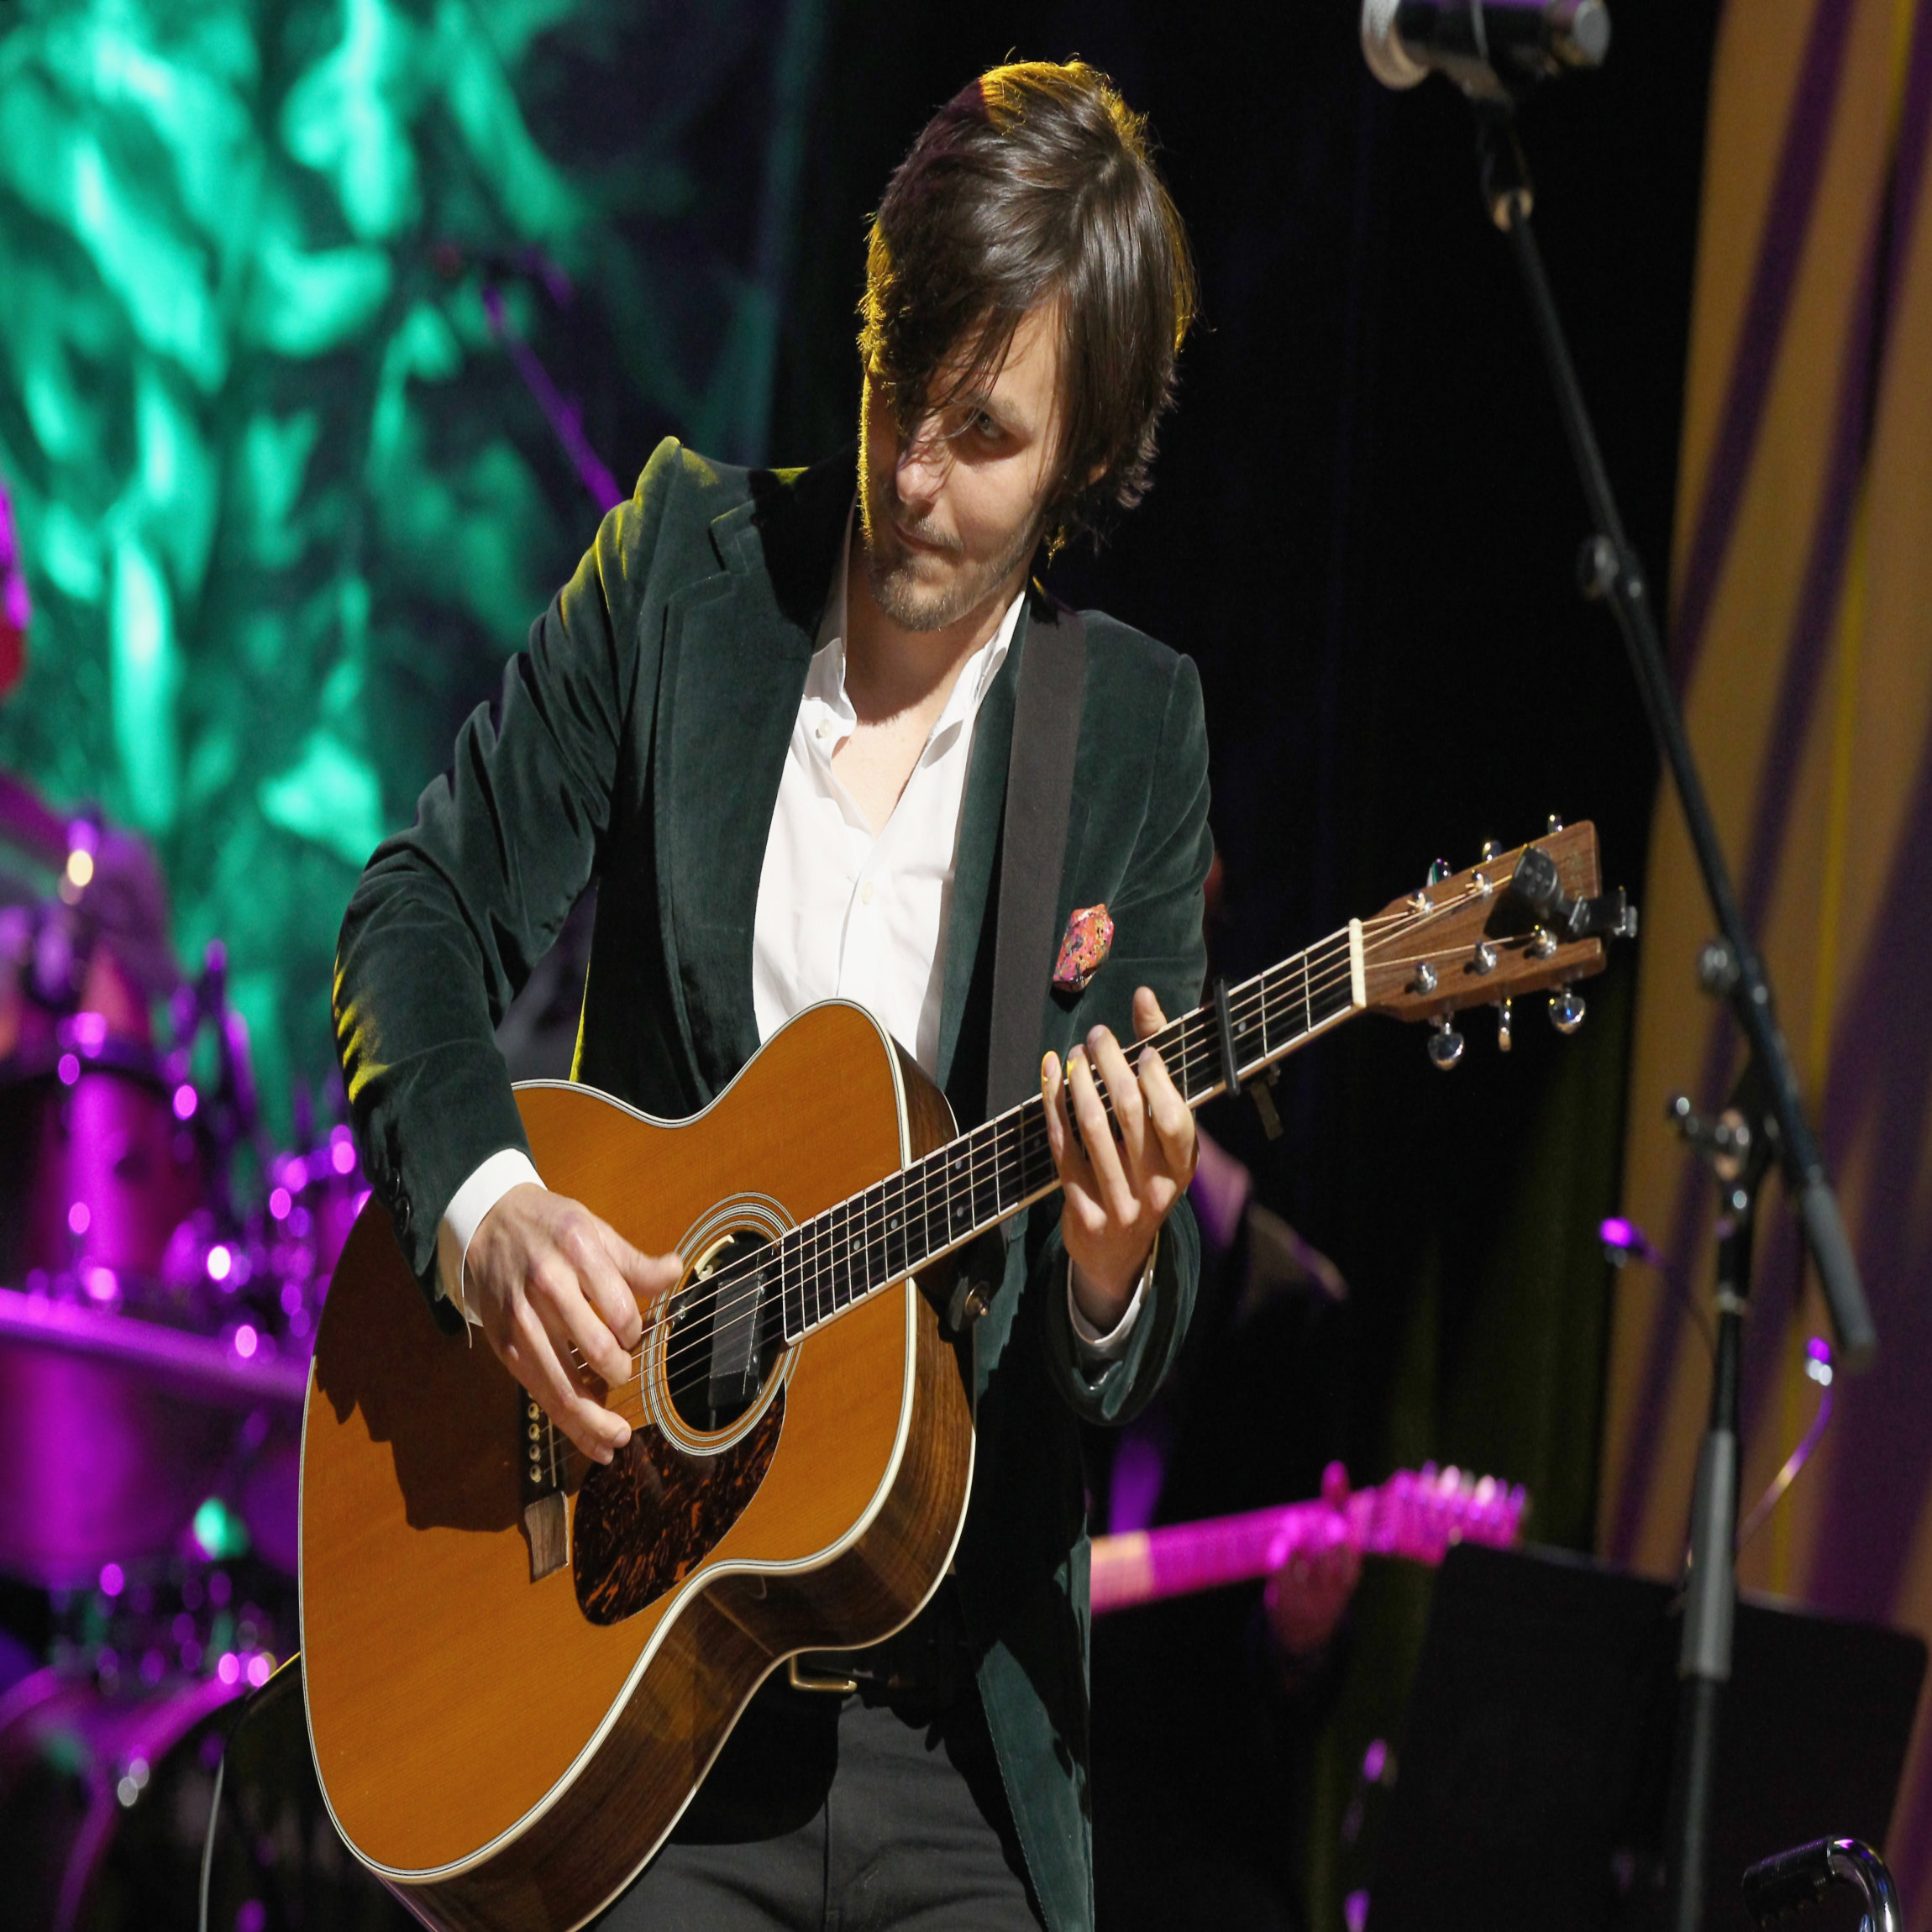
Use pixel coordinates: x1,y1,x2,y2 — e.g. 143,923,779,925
521,1394,569,1581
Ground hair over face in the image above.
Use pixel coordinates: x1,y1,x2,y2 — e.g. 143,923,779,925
859,60,1198,554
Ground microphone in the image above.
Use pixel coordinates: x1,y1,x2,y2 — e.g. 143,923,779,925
1362,0,1610,99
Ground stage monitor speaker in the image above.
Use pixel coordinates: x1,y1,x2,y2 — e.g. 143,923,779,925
1368,1541,1925,1932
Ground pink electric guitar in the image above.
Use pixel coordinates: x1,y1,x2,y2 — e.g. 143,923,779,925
1089,1462,1528,1615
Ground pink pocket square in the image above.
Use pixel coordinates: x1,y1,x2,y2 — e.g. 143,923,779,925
1053,904,1114,993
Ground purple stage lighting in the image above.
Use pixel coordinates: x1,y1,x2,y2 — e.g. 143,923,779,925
1600,1215,1665,1268
1739,1337,1837,1546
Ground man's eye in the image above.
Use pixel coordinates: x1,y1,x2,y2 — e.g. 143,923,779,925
974,412,1000,438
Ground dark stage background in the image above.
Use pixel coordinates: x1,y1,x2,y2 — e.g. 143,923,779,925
0,2,1723,1924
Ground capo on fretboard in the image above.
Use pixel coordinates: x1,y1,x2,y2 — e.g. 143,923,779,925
1211,976,1283,1140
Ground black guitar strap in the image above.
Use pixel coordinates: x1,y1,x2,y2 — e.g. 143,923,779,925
985,592,1087,1126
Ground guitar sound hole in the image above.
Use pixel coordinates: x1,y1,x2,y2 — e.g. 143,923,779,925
663,1230,783,1433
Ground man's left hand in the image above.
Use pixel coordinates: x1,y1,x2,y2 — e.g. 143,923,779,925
1042,985,1198,1334
1264,1537,1362,1662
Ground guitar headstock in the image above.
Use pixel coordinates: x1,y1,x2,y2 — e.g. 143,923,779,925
1368,1464,1529,1563
1357,821,1633,1060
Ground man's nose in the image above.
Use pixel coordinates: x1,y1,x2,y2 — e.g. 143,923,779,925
895,418,950,505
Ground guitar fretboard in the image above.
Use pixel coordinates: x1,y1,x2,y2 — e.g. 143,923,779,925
760,922,1365,1346
1088,1467,1528,1614
1091,1496,1342,1615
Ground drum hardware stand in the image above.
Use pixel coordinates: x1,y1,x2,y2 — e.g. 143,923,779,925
1452,90,1879,1932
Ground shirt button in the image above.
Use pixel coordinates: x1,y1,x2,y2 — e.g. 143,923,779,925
861,881,875,905
815,718,835,742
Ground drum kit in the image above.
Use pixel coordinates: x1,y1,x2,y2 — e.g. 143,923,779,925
0,768,398,1929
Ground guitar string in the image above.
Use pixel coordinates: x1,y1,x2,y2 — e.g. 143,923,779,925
533,878,1532,1472
535,940,1358,1468
543,881,1520,1436
570,933,1355,1398
626,873,1514,1377
575,942,1340,1368
554,871,1571,1470
543,879,1509,1431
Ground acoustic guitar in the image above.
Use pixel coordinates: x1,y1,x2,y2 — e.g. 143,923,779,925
1089,1462,1528,1616
298,822,1627,1930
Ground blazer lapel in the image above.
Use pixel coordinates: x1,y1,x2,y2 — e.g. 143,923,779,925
935,605,1025,1095
654,465,848,1096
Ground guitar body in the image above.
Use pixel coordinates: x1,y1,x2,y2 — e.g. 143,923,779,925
295,823,1624,1931
298,1002,974,1932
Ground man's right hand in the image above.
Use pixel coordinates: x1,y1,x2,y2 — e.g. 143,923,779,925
464,1184,683,1463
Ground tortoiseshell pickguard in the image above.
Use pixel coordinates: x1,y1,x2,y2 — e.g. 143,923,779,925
572,1392,785,1625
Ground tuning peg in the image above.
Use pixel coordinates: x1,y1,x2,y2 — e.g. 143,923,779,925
1549,987,1586,1034
1547,813,1565,833
1480,839,1500,862
1496,997,1513,1052
1426,857,1452,886
1427,1013,1465,1070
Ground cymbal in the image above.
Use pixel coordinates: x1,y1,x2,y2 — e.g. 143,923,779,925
0,1286,307,1588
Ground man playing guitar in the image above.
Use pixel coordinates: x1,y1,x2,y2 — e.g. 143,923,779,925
334,60,1210,1930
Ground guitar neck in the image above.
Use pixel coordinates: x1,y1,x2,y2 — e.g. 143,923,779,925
774,921,1366,1345
1089,1495,1347,1614
1089,1469,1528,1615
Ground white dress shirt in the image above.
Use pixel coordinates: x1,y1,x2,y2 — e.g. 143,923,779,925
749,528,1018,1075
437,523,1148,1355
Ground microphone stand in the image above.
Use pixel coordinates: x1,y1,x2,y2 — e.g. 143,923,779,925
1463,103,1879,1932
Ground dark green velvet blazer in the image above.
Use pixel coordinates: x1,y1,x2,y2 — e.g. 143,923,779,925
333,438,1213,1930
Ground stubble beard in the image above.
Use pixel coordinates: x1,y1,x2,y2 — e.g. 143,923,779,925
859,470,1042,636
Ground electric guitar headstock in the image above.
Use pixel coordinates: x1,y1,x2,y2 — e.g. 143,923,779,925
1357,818,1634,1065
1361,1464,1530,1563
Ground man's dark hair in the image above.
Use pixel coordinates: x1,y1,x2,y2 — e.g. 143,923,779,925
859,60,1197,554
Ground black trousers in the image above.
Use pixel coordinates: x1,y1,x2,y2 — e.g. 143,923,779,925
591,1676,1045,1931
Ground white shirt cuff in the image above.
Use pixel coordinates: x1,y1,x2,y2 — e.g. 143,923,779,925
1067,1232,1158,1362
436,1148,544,1319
